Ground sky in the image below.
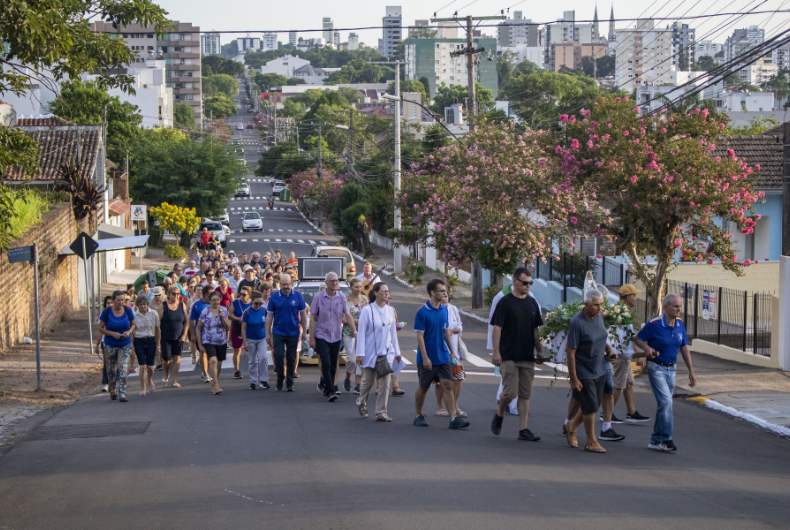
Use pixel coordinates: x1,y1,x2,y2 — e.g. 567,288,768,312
154,0,788,50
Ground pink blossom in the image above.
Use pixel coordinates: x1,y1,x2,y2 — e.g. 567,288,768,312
570,217,578,224
661,128,667,133
674,239,682,248
634,204,640,209
623,130,629,136
744,259,752,266
755,164,761,170
630,175,638,184
624,97,629,103
569,116,576,124
571,138,581,150
615,97,621,103
555,145,563,154
727,149,736,159
755,260,760,264
595,254,603,259
559,114,569,123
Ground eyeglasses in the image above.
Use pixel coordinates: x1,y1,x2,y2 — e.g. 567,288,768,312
252,301,263,306
515,277,534,286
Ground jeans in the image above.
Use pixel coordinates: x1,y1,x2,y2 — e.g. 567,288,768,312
247,339,269,383
316,338,341,396
105,344,132,398
272,334,299,388
647,362,677,443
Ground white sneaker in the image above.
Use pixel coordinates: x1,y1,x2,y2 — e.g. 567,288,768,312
101,384,109,392
648,441,672,452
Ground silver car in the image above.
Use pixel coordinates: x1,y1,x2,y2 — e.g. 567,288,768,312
242,211,262,232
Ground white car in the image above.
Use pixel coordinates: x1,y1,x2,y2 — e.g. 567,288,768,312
236,123,244,130
218,209,230,226
197,220,227,247
235,183,251,197
242,212,263,232
272,180,286,196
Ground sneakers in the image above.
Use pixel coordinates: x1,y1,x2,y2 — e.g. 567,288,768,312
334,385,341,395
600,428,625,442
491,414,504,436
155,365,163,372
234,371,243,379
413,414,429,427
449,417,471,430
260,381,270,389
286,386,294,392
518,429,541,442
358,402,368,418
599,413,624,424
101,384,109,393
343,378,352,392
562,423,568,437
625,411,651,423
201,374,212,384
326,393,338,402
648,440,673,452
249,383,257,390
317,378,325,392
353,384,361,395
276,381,284,391
665,440,678,451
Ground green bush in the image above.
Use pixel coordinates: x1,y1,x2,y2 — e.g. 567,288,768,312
164,245,186,260
484,286,500,307
407,263,426,285
9,189,49,239
338,202,368,248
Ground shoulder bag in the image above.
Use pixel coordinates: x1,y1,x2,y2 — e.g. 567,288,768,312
372,306,393,377
231,301,243,337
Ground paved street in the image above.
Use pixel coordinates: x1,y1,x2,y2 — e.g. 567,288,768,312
1,81,790,530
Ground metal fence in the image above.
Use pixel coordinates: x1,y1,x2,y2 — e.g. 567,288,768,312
534,252,599,302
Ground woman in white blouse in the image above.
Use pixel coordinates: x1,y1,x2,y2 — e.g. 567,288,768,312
354,283,402,422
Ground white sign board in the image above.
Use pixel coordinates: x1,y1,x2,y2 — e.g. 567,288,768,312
131,205,147,222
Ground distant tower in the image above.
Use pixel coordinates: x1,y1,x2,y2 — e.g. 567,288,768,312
608,4,616,42
593,4,599,42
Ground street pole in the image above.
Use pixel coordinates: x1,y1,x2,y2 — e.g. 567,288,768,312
317,124,322,179
82,239,94,357
32,243,41,391
782,122,790,256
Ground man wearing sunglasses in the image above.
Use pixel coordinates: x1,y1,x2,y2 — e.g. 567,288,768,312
490,267,544,442
201,272,219,289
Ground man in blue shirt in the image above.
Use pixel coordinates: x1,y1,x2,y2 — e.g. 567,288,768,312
413,279,470,430
265,273,307,391
634,293,697,453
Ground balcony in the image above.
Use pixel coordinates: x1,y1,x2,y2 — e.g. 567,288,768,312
168,63,200,71
163,52,200,59
173,88,200,95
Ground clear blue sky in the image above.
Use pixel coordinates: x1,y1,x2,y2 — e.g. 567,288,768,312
154,0,787,51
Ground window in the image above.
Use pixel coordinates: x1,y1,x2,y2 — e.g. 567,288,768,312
148,34,154,38
184,95,194,100
435,60,439,65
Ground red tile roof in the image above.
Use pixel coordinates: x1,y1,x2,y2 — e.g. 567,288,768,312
14,116,77,126
108,199,130,217
713,134,784,190
2,126,102,182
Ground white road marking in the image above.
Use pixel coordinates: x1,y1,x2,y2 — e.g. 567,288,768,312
297,230,303,233
264,239,271,242
275,238,282,242
297,239,305,243
464,351,496,368
286,239,293,242
288,229,293,232
278,229,283,232
252,239,259,242
241,239,248,242
229,239,236,243
319,241,328,245
308,240,316,244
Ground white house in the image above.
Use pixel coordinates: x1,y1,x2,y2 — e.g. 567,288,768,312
257,54,310,78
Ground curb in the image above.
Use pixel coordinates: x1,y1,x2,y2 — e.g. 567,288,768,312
291,202,327,236
689,395,790,438
457,308,488,325
350,251,414,289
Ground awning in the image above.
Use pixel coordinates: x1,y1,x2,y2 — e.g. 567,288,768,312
59,235,149,256
97,222,134,239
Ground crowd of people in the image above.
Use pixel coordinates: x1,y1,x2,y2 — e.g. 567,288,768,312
97,254,696,451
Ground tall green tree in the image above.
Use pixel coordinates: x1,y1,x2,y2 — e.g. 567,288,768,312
204,96,237,120
47,80,143,164
324,60,395,84
386,79,427,102
496,50,518,87
173,103,195,129
580,54,615,78
220,41,238,58
429,82,494,114
202,74,239,97
254,73,288,91
202,56,244,76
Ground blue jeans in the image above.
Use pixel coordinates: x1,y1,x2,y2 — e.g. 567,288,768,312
604,362,614,395
647,362,677,443
272,334,299,389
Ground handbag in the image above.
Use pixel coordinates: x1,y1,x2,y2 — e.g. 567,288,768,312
451,357,466,380
457,337,469,361
372,306,393,377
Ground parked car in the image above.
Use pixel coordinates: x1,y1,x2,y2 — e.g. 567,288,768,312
236,123,244,130
246,123,253,129
235,183,251,197
310,245,356,280
242,212,263,232
272,180,286,196
235,146,244,154
196,220,227,247
218,209,230,226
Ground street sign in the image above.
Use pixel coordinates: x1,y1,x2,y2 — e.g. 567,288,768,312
69,232,99,260
131,205,147,222
7,245,32,264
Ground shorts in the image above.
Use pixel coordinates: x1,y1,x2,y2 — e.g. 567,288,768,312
160,339,183,362
204,343,228,362
417,363,453,389
230,326,244,349
133,336,157,366
501,360,535,400
612,355,634,390
604,362,614,395
572,375,606,415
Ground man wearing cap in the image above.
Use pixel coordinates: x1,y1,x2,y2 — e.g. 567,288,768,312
238,265,260,293
613,285,651,424
149,286,165,312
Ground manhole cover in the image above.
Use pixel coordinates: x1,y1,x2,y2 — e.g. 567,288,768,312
26,422,150,441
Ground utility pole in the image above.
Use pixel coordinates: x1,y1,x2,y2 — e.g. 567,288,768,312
432,13,504,309
372,60,406,274
782,122,790,256
317,123,322,179
335,109,360,174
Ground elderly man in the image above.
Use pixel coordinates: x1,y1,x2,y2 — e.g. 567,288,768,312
356,262,380,285
266,273,307,391
565,289,617,453
634,294,696,452
184,260,199,278
149,286,165,311
309,272,357,401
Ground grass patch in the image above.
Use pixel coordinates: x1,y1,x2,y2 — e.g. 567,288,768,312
8,189,50,240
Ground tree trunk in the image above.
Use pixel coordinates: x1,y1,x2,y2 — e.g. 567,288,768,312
472,258,484,309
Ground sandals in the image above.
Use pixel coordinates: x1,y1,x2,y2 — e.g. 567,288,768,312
376,414,393,422
171,383,181,388
457,409,468,418
435,409,450,417
212,390,223,395
391,387,406,396
566,431,579,448
138,393,146,397
584,444,606,454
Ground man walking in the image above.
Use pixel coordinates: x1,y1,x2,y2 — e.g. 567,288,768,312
634,293,696,452
266,273,307,391
612,284,651,423
309,272,357,401
413,279,469,430
356,262,380,285
490,267,544,442
565,289,616,453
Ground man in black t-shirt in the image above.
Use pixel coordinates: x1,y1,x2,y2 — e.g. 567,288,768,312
490,267,544,442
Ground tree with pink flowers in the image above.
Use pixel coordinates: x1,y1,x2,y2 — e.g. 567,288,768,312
289,168,344,226
396,119,605,308
544,97,763,317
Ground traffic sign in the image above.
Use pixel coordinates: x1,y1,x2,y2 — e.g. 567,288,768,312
69,232,99,260
7,245,32,264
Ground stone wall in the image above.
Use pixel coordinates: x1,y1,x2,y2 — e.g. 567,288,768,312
0,202,79,352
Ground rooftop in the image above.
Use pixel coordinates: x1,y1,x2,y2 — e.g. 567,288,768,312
714,133,784,190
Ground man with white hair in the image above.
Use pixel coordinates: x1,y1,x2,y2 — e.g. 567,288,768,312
565,289,617,453
309,272,357,401
634,293,696,452
265,273,307,392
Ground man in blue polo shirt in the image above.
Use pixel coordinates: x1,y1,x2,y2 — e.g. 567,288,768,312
265,273,307,391
634,293,697,453
413,279,470,430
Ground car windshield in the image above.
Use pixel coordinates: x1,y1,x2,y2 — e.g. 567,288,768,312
295,284,351,306
244,213,261,219
204,223,222,230
318,249,351,262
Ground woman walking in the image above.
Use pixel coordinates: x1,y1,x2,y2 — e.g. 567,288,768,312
96,296,113,392
132,296,160,396
342,278,367,395
216,277,234,308
354,283,402,422
228,286,252,379
190,285,213,384
157,287,189,388
98,290,136,402
243,291,269,389
196,291,231,395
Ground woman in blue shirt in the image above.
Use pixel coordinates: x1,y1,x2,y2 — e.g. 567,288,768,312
99,290,137,402
243,291,269,389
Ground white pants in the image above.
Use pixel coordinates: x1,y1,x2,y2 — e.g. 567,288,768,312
247,339,269,383
496,380,519,415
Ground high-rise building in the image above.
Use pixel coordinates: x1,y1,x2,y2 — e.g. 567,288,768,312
497,11,538,48
725,26,765,66
695,40,723,59
544,10,599,68
262,32,277,52
614,19,675,92
348,33,359,50
382,6,402,58
201,32,220,55
334,31,340,48
403,35,498,98
90,20,202,122
323,18,334,47
668,22,695,67
237,36,260,52
289,31,297,46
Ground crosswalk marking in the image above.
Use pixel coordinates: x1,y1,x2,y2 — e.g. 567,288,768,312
308,240,316,244
252,239,258,242
264,238,271,242
288,229,293,232
297,230,303,233
229,239,235,243
275,238,282,242
286,239,293,242
278,229,283,232
319,241,328,245
297,239,305,243
411,349,493,369
241,239,247,242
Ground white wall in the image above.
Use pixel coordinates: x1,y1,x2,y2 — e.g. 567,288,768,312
259,55,309,77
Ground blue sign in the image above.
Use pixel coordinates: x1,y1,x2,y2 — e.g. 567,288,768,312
7,246,32,264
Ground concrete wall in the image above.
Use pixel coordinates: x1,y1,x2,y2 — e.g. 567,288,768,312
370,229,410,258
0,203,79,352
530,278,564,310
667,262,779,294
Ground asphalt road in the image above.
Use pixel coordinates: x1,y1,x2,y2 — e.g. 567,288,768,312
1,82,789,529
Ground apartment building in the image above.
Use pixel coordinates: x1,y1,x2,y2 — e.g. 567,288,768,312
262,33,277,52
403,36,497,98
547,42,607,72
348,33,360,50
201,32,220,56
237,36,260,52
382,6,403,58
737,56,778,86
497,11,539,48
90,20,202,122
725,26,765,65
289,31,297,46
323,18,334,48
668,22,695,66
614,19,675,92
695,40,723,59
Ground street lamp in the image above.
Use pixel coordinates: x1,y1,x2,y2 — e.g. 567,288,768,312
381,93,403,274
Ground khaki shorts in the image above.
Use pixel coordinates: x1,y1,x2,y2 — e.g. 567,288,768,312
501,360,535,401
612,355,634,390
